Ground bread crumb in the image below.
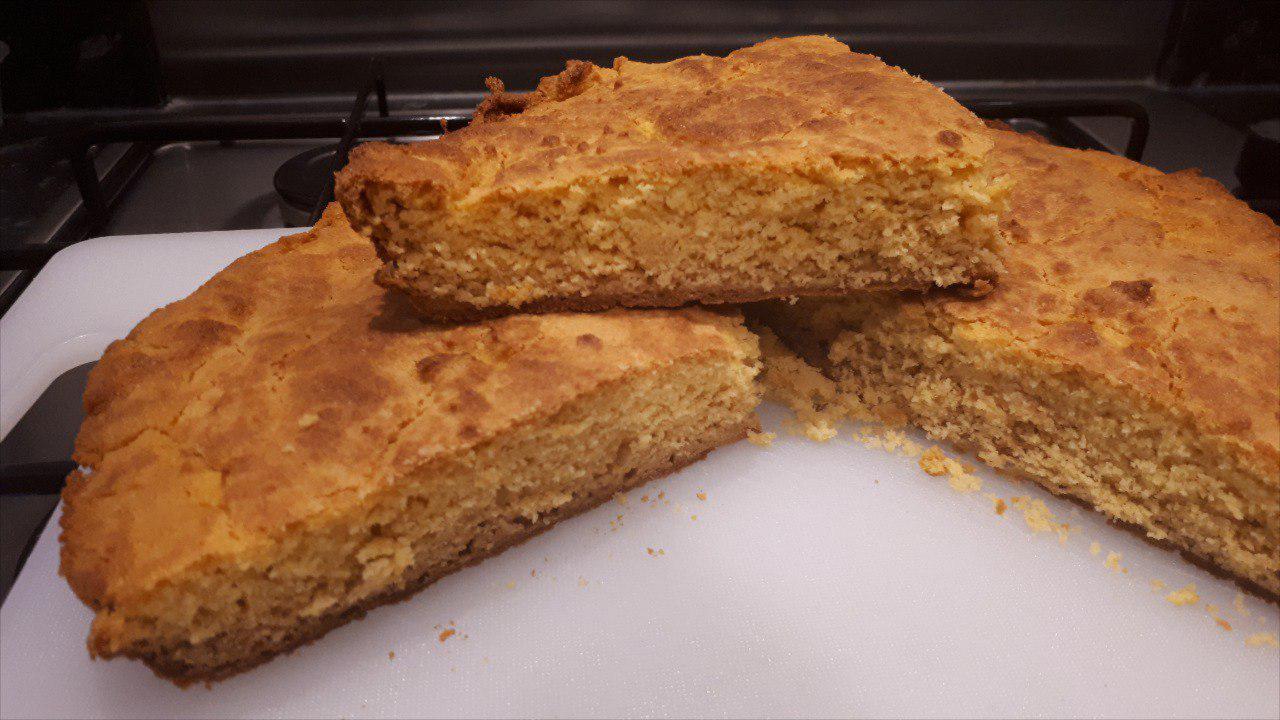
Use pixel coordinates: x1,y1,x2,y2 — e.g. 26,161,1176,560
1233,593,1251,617
1216,618,1232,631
1010,496,1072,543
388,651,395,660
919,446,949,476
696,492,707,501
748,430,777,447
641,494,650,502
1089,542,1101,556
1165,583,1199,606
690,514,698,521
505,580,516,590
1204,603,1219,615
615,494,629,507
297,412,320,428
803,420,838,442
1104,551,1123,573
1245,632,1278,648
1150,579,1166,591
993,498,1006,515
438,629,455,642
530,569,537,577
918,445,981,493
578,576,588,587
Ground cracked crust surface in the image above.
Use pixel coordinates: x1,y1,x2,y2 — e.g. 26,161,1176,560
59,205,761,679
336,35,1003,320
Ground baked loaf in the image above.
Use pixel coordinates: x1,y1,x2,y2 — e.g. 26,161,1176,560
59,206,762,683
752,128,1280,596
336,35,1006,322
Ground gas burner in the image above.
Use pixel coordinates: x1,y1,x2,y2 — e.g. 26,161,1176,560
273,142,352,227
1235,118,1279,221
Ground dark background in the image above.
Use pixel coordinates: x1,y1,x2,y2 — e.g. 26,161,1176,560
2,0,1277,119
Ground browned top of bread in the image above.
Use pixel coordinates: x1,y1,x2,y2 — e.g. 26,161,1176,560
336,35,991,208
60,205,755,608
940,129,1279,463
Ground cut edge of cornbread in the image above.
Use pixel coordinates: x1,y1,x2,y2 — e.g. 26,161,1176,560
69,348,759,684
337,35,1006,322
861,301,1272,597
59,205,764,684
350,157,1005,321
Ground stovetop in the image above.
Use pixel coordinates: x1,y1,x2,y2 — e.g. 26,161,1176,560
0,76,1275,603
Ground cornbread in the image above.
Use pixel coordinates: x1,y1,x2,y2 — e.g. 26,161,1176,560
59,206,761,683
751,127,1280,595
336,35,1006,321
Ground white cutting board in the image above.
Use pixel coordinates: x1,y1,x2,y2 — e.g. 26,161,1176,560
1,230,1276,719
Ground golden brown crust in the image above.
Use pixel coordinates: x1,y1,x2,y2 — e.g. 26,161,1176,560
59,205,757,624
339,36,989,204
948,129,1280,464
113,418,755,684
336,36,1001,317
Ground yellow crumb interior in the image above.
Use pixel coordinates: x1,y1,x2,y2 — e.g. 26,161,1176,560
790,298,1280,595
88,352,759,677
369,159,1004,309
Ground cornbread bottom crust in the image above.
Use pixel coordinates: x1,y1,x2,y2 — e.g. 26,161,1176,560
399,278,940,323
117,420,753,684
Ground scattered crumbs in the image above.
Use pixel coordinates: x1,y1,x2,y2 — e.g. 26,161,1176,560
641,494,650,502
1205,604,1220,615
919,446,949,476
449,620,455,627
1150,579,1167,592
1233,593,1251,617
1009,496,1073,543
438,629,456,642
1216,618,1233,632
1089,542,1101,556
748,430,777,447
803,419,838,442
691,514,698,521
658,491,665,500
530,569,537,578
505,580,516,590
450,666,458,673
388,651,395,660
615,494,630,507
483,657,490,664
919,445,981,493
578,576,589,587
543,557,549,563
1245,632,1279,648
696,492,707,501
1165,583,1200,607
1104,551,1124,573
297,412,320,428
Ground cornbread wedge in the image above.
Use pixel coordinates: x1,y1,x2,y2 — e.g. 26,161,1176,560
751,128,1280,596
59,206,761,683
336,35,1006,322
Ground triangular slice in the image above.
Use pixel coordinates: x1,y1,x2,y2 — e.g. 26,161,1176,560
337,36,1005,322
751,127,1280,596
59,206,761,683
